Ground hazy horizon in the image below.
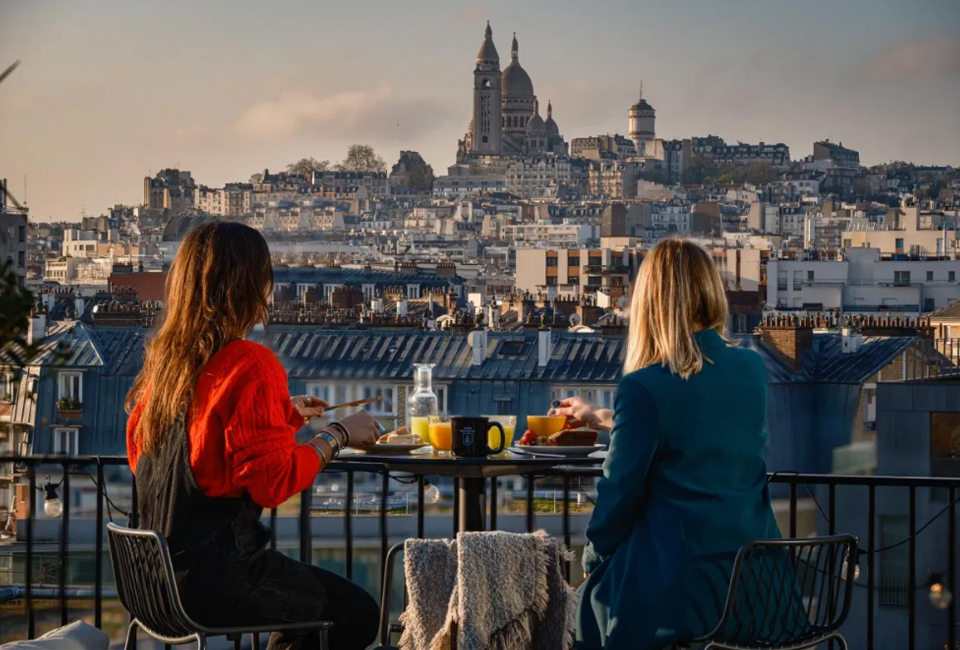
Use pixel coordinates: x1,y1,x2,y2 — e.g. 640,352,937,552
1,0,958,222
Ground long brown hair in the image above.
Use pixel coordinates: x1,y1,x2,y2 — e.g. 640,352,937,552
624,238,728,379
126,221,273,455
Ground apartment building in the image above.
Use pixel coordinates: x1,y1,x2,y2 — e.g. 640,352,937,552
144,169,196,212
194,183,253,216
569,134,637,161
311,171,390,200
841,201,960,258
503,223,594,247
515,247,636,298
691,136,791,168
0,184,27,289
505,156,582,199
767,248,960,314
433,175,507,198
588,161,640,199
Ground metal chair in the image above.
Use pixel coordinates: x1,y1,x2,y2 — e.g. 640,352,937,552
107,523,333,650
692,534,858,650
373,543,405,650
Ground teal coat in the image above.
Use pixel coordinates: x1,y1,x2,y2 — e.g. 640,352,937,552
576,329,781,650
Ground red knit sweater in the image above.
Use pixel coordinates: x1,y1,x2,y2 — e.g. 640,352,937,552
127,340,320,509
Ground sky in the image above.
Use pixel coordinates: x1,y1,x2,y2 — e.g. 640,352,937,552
1,0,959,222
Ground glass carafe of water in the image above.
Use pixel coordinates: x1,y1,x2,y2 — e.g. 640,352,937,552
408,363,438,442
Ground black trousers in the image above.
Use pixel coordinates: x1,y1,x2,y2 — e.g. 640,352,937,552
184,550,380,650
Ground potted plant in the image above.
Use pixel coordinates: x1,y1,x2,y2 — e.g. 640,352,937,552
56,397,82,417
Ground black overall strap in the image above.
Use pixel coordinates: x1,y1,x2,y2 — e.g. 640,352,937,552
135,417,267,569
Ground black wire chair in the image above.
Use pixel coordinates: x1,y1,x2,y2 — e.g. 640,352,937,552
692,534,858,650
373,543,406,650
107,523,333,650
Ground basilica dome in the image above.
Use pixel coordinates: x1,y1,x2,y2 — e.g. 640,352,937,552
544,101,559,136
502,33,534,98
526,101,546,136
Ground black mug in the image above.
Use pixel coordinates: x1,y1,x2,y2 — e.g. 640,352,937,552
451,416,506,457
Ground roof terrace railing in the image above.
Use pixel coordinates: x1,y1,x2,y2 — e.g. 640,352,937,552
0,455,956,650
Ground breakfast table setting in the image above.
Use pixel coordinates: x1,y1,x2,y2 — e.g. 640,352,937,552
335,409,607,533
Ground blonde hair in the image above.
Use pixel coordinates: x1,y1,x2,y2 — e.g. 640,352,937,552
624,238,728,378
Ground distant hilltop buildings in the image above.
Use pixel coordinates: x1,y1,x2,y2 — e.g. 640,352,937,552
456,23,568,160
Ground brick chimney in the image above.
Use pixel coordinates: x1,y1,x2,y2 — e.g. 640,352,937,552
758,315,815,370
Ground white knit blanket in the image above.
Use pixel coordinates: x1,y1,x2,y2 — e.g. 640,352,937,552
399,531,577,650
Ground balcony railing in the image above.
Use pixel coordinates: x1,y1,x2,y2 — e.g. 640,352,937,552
0,456,956,650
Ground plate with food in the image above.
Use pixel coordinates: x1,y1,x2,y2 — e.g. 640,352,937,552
514,422,605,457
359,427,429,455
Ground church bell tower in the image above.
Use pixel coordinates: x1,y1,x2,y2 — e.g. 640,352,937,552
471,21,503,155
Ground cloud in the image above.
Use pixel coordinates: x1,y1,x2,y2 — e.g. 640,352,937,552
229,87,453,143
866,36,960,81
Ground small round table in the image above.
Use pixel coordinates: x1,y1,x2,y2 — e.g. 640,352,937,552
336,449,605,532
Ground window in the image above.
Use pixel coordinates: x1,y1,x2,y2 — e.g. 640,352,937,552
0,372,13,401
950,271,956,282
777,271,787,291
546,276,557,287
895,238,904,250
842,239,852,248
58,372,82,403
567,276,580,285
494,398,513,415
878,516,909,606
546,256,558,267
53,428,79,456
587,276,601,287
807,270,815,282
931,413,960,460
599,389,615,409
893,271,911,286
305,384,330,402
792,270,803,290
924,298,936,312
568,256,580,266
926,271,934,281
362,386,395,415
435,386,448,414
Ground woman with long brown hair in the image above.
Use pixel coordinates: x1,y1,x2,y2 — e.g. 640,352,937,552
564,238,781,650
126,222,380,650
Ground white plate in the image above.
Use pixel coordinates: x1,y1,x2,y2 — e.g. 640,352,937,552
359,443,429,455
510,444,606,457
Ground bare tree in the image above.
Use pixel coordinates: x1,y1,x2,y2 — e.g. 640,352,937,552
335,145,387,174
286,157,330,176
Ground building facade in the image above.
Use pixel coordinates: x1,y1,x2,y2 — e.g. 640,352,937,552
0,186,27,290
767,248,960,314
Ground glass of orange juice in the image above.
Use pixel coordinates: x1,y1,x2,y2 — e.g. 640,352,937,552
484,416,516,453
428,415,453,455
526,415,567,437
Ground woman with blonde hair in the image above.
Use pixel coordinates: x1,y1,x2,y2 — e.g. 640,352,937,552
568,238,780,650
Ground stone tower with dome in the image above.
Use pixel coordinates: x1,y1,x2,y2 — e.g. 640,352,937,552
457,23,567,162
628,83,656,155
